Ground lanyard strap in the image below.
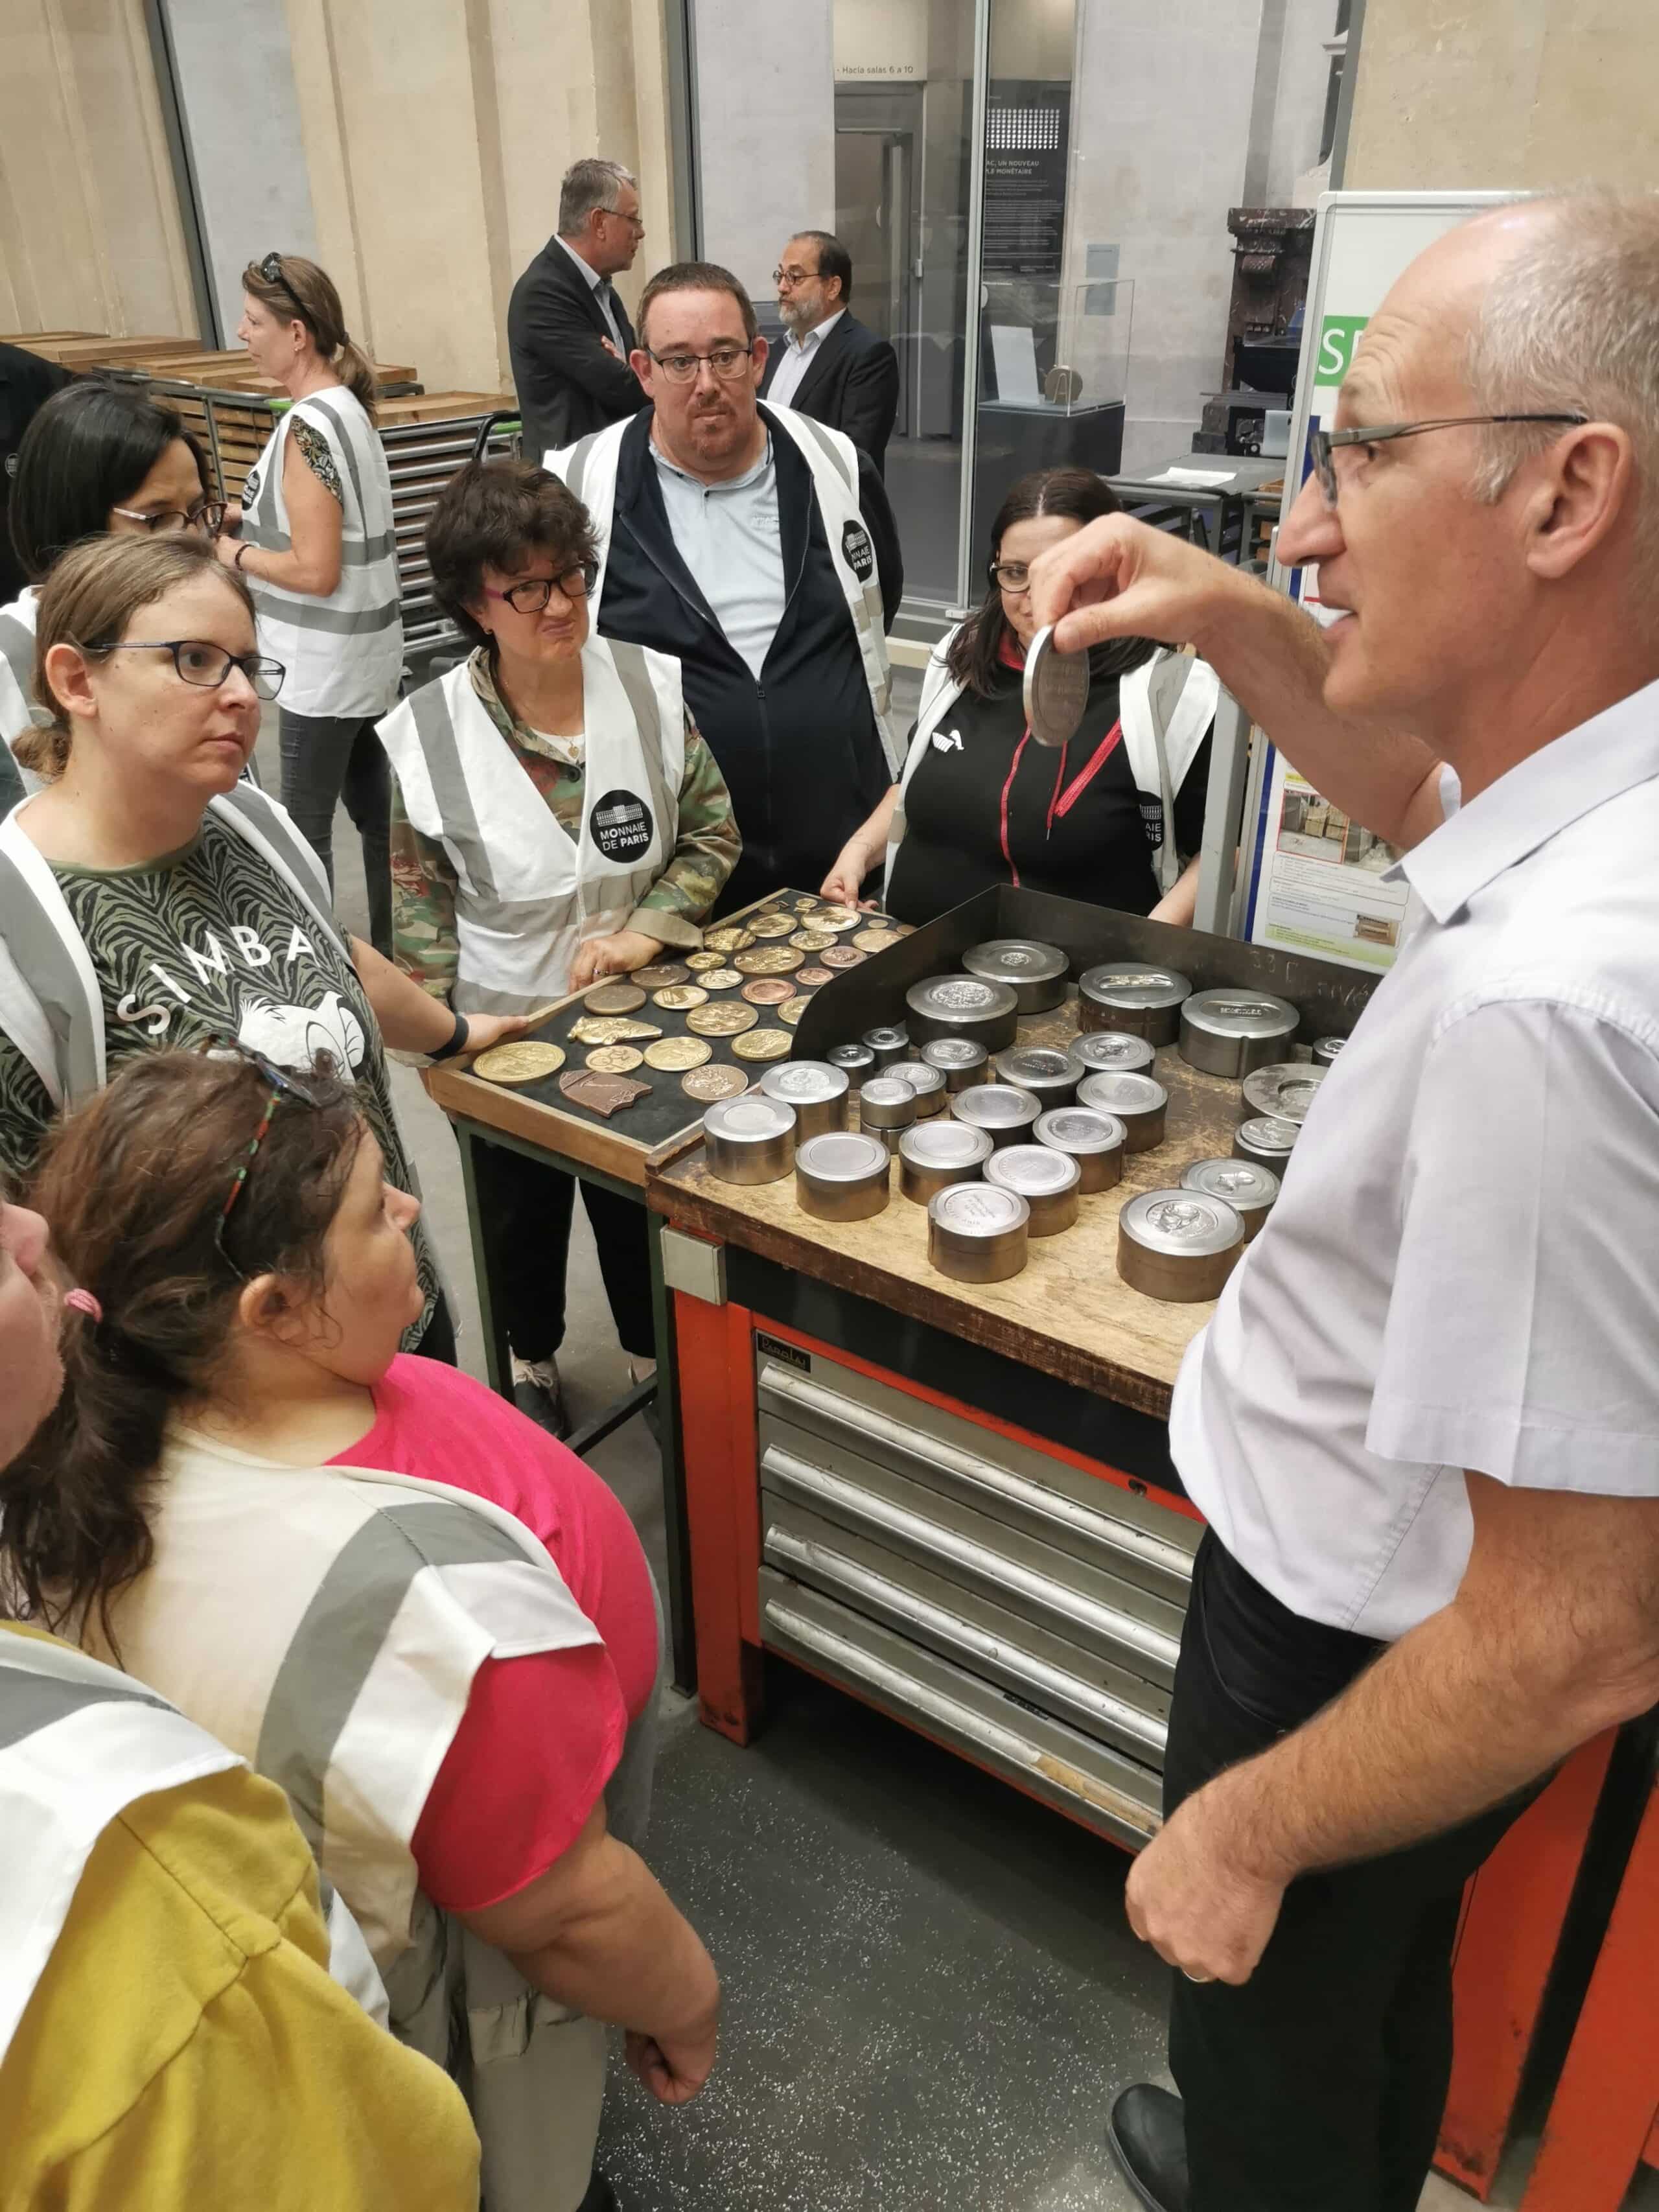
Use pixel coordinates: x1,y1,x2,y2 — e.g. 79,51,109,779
998,730,1032,886
1049,718,1124,828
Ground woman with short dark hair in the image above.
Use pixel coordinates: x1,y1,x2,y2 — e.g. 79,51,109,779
380,457,739,1433
822,467,1217,924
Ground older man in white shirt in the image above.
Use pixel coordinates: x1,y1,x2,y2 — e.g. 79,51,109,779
1032,191,1659,2212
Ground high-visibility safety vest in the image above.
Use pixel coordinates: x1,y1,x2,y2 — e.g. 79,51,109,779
0,780,339,1112
550,401,901,776
377,634,684,1014
80,1442,610,2212
889,630,1220,898
0,587,40,756
240,388,404,720
0,1625,388,2067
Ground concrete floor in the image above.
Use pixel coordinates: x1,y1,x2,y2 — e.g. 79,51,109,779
291,716,1646,2212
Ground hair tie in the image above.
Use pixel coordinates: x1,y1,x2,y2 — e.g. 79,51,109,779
64,1288,103,1323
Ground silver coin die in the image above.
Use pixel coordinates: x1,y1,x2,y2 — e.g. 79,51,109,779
1234,1115,1299,1169
927,1182,1030,1283
794,1130,892,1222
984,1144,1082,1236
1078,963,1192,1045
920,1036,990,1092
1074,1069,1168,1152
1069,1030,1155,1077
1178,986,1299,1078
949,1082,1041,1148
898,1119,994,1204
962,937,1068,1014
702,1094,797,1185
1118,1188,1244,1302
905,974,1020,1053
881,1060,947,1117
1033,1106,1126,1192
1181,1156,1280,1240
992,1045,1079,1107
1240,1062,1326,1125
760,1060,850,1142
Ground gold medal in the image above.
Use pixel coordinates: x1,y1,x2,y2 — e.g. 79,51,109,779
470,1041,566,1084
631,962,690,990
732,1026,792,1062
644,1036,712,1072
687,1001,758,1038
793,894,821,912
778,996,810,1027
682,1062,748,1102
703,926,754,954
853,927,901,954
685,949,725,972
818,903,856,924
821,945,865,970
734,945,804,976
698,968,744,991
747,913,797,940
652,984,708,1011
583,983,646,1015
796,966,833,988
586,1044,645,1074
790,929,835,953
570,1015,662,1045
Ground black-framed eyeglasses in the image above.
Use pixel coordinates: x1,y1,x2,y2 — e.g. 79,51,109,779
89,638,286,700
481,563,598,614
110,498,228,538
1308,413,1590,506
645,343,754,385
988,559,1034,596
193,1038,334,1263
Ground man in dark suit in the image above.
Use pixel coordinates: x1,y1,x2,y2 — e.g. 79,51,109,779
507,157,645,463
759,231,899,474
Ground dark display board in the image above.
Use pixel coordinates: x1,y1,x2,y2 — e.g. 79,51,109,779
982,79,1072,279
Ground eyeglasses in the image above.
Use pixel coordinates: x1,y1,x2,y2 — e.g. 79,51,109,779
194,1038,334,1266
110,498,228,537
988,560,1034,596
645,343,755,385
773,265,821,290
598,207,645,233
482,563,598,613
1308,413,1590,506
89,638,286,700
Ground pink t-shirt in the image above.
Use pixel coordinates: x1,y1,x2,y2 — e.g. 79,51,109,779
329,1355,657,1913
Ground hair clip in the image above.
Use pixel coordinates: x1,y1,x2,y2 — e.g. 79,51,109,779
63,1288,103,1323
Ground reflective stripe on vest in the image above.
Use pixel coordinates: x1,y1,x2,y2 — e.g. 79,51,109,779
0,594,41,751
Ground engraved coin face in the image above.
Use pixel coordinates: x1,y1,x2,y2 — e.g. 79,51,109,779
686,950,726,973
852,926,901,954
1145,1198,1211,1240
682,1063,748,1102
933,977,998,1010
793,894,822,913
471,1042,566,1084
644,1036,712,1072
820,945,866,970
747,913,798,940
1023,623,1090,747
583,983,646,1015
731,1026,792,1062
778,996,810,1027
741,977,795,1006
790,929,836,953
651,984,709,1011
570,1016,662,1045
817,903,856,924
734,946,804,976
703,926,755,955
697,967,745,992
687,1001,759,1038
796,966,833,988
586,1044,645,1074
631,962,690,990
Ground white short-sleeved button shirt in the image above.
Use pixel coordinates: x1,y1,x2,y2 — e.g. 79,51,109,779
1171,677,1659,1641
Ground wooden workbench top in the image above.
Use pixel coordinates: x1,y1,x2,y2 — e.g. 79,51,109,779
651,1005,1255,1423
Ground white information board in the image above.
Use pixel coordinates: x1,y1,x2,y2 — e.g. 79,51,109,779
1236,190,1515,971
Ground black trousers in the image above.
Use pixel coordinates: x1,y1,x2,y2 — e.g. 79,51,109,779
469,1135,655,1362
1165,1532,1537,2212
278,708,393,955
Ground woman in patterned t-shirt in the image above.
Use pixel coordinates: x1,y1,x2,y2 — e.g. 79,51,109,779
0,534,533,1353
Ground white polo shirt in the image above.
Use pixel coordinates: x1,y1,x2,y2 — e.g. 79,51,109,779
1170,676,1659,1641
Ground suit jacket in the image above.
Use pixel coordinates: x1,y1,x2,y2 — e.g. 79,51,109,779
760,313,899,475
507,238,641,464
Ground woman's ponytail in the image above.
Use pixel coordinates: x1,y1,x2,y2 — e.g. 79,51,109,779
334,334,380,422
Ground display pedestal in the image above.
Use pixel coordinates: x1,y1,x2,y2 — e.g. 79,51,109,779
971,398,1125,552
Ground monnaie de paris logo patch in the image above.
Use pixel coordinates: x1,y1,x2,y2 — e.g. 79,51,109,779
590,789,654,863
841,520,876,583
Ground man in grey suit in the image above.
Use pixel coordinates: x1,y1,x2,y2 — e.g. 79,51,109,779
507,158,646,462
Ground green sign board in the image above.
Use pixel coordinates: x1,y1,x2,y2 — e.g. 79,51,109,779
1316,314,1368,387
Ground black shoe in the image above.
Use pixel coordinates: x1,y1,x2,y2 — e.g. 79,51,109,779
577,2173,618,2212
511,1357,570,1440
1107,2084,1190,2212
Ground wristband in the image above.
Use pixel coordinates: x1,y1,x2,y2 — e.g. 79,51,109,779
233,541,250,571
430,1008,471,1062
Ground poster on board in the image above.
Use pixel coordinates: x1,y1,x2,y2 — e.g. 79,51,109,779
1240,191,1514,971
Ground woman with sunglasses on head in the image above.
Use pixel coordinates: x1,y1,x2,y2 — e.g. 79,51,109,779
2,378,223,798
8,1046,719,2212
0,533,532,1357
821,467,1218,925
378,458,739,1435
223,252,402,953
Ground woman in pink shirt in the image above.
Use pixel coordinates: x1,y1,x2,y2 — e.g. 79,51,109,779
5,1045,717,2212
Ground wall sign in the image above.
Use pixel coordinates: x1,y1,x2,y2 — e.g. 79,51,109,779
982,80,1071,281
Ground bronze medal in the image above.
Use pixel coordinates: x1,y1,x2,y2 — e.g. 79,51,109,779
631,962,690,990
470,1042,566,1084
796,966,833,988
687,1001,758,1038
559,1069,650,1117
644,1036,712,1072
682,1063,748,1102
821,945,866,970
583,983,646,1015
734,946,804,977
740,977,795,1006
586,1044,645,1073
731,1027,792,1062
651,984,709,1011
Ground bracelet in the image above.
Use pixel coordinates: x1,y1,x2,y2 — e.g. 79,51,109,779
233,541,250,571
429,1008,471,1062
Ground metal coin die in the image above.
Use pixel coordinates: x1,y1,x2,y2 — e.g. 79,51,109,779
1074,1069,1168,1152
927,1182,1030,1285
1118,1188,1245,1303
993,1045,1078,1109
795,1130,892,1223
1033,1106,1126,1193
1181,1156,1280,1241
702,1093,796,1185
962,938,1068,1014
1240,1062,1325,1125
984,1143,1081,1236
905,974,1020,1053
862,1024,912,1069
828,1041,877,1083
1235,1115,1299,1170
898,1119,994,1205
1069,1029,1155,1077
1077,963,1192,1045
857,1074,920,1149
583,982,645,1015
760,1060,851,1141
1022,623,1089,748
1178,986,1299,1078
949,1082,1041,1149
1312,1035,1347,1067
880,1060,947,1117
920,1037,989,1093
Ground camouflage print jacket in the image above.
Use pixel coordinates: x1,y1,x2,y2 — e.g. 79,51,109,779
389,646,741,1001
